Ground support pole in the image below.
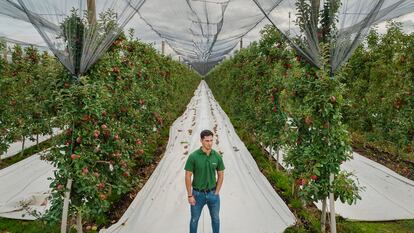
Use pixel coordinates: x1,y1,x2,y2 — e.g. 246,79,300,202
21,136,25,157
288,12,291,35
87,0,96,25
240,38,243,50
321,198,327,232
76,212,83,233
61,179,73,233
276,148,280,171
329,173,337,233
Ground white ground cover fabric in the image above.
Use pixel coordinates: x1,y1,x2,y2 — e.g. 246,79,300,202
1,128,61,160
266,148,414,221
102,81,296,233
0,151,53,220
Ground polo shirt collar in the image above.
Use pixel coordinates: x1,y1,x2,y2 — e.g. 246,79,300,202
199,147,212,156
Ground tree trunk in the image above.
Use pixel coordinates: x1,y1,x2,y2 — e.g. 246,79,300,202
21,136,25,157
276,148,280,171
269,146,273,162
321,198,327,232
329,173,337,233
76,212,83,233
61,179,73,233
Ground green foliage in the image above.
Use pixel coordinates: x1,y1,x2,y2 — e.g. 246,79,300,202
0,45,60,155
42,34,199,224
207,25,361,207
59,9,84,76
342,21,414,159
0,32,199,226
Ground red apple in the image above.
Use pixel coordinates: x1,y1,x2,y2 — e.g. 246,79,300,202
57,184,64,190
99,194,107,200
135,139,142,145
103,130,110,139
83,115,91,122
97,182,105,190
101,124,108,130
93,130,100,138
82,167,89,175
66,129,72,136
304,116,313,125
311,175,317,181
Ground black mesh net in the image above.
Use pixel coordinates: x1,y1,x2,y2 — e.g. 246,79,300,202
13,0,145,79
252,0,414,73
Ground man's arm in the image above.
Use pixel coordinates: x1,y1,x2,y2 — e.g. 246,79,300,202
185,171,196,205
215,170,224,195
185,171,193,196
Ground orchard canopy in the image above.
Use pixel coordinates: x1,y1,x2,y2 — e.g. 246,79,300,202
1,1,414,232
0,0,413,76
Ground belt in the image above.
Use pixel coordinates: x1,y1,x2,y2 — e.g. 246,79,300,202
193,187,216,193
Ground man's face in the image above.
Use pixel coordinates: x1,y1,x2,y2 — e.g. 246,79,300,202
201,135,213,151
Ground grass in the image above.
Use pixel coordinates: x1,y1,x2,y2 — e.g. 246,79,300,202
337,220,414,233
0,218,60,233
0,135,59,170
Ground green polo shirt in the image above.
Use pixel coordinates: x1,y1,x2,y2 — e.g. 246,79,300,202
184,147,225,190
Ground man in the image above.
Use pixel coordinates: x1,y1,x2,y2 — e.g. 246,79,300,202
184,129,225,233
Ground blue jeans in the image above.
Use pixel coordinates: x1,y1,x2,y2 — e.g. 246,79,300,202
190,189,220,233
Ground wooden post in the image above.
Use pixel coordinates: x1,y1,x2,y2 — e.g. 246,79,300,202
329,173,337,233
321,198,327,232
61,179,73,233
87,0,96,25
240,38,243,50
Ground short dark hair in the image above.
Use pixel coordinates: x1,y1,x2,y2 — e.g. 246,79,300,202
200,129,214,139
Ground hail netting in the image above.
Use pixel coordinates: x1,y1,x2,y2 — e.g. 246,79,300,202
0,0,48,49
252,0,414,74
15,0,145,79
134,0,268,75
